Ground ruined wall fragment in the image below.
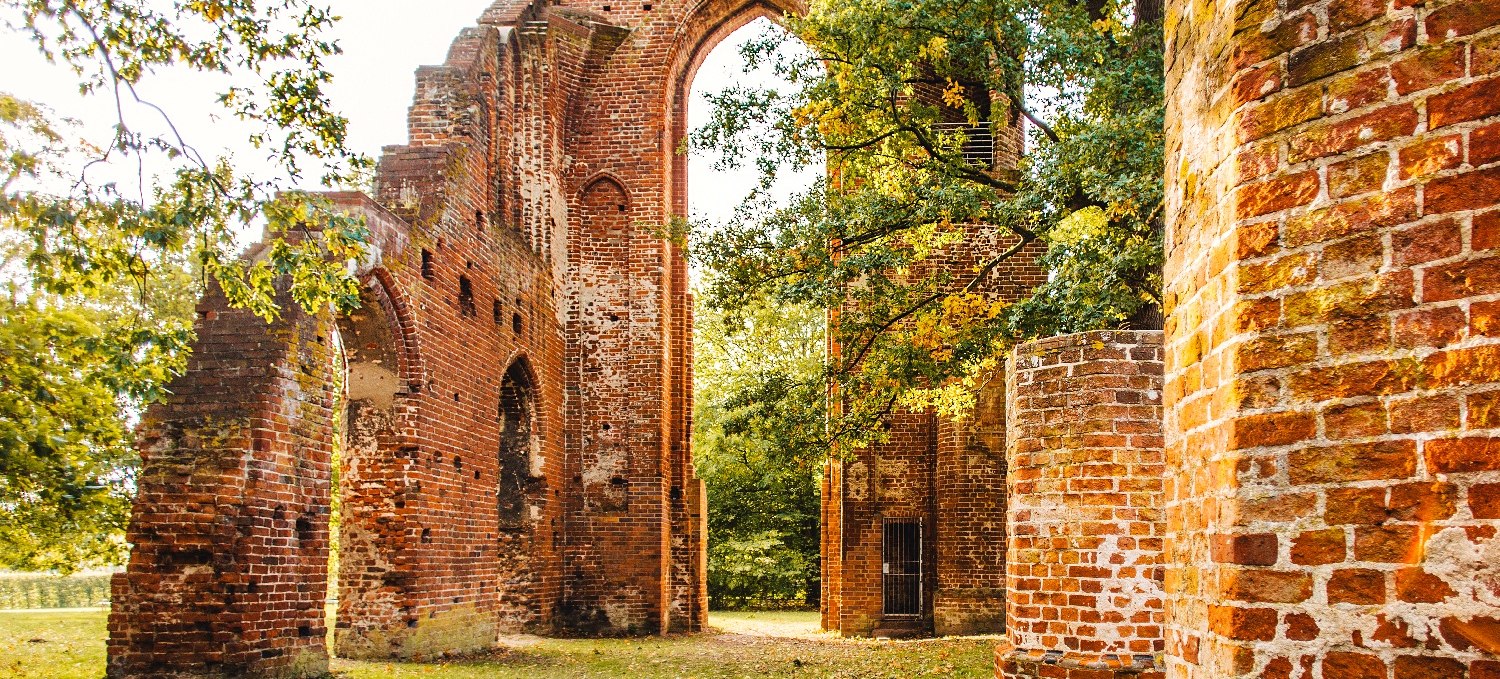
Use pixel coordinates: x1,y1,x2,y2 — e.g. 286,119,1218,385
998,330,1166,679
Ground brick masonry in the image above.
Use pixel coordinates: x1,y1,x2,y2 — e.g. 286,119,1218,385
1000,330,1165,679
105,0,1500,674
1163,0,1500,676
106,285,340,679
822,221,1048,638
106,0,831,675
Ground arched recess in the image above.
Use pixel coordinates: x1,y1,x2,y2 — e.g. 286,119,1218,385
580,174,631,227
497,355,541,529
332,271,422,659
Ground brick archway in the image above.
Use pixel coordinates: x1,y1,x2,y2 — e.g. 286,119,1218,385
107,1,818,675
663,0,806,218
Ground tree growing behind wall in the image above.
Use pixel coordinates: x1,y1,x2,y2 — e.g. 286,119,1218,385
687,0,1164,448
693,292,825,608
0,1,373,571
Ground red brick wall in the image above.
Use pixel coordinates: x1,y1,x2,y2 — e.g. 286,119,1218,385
824,230,1046,637
111,0,837,670
107,285,339,678
934,372,1010,636
999,330,1165,679
1164,0,1500,676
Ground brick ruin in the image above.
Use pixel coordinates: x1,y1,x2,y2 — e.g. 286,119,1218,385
992,0,1500,676
107,0,800,674
105,0,1500,676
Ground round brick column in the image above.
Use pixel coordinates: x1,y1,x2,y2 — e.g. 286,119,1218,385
998,330,1166,679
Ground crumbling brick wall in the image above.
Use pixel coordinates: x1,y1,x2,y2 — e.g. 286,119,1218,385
1163,0,1500,676
110,0,838,673
999,330,1165,679
107,285,340,679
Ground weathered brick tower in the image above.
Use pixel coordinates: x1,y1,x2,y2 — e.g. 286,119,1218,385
997,0,1500,677
106,0,811,675
820,225,1047,637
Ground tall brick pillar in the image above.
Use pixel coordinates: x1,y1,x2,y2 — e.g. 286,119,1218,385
999,330,1166,679
1164,0,1500,676
107,285,338,679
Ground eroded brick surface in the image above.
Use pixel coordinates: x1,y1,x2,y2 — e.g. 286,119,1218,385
999,331,1166,679
1164,0,1500,676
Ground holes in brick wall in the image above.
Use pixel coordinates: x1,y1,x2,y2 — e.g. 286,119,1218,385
421,528,433,543
610,476,627,486
493,299,503,325
513,312,524,335
475,210,486,234
617,202,626,212
458,276,476,317
602,4,611,10
421,249,435,280
299,625,313,638
454,456,463,472
601,423,612,431
670,486,682,500
474,470,481,480
162,549,213,567
453,392,461,402
642,3,651,10
295,517,313,544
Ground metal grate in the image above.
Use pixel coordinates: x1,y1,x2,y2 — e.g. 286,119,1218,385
882,518,922,617
932,122,994,168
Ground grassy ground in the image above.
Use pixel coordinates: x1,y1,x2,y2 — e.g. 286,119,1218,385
0,609,1000,679
0,610,108,679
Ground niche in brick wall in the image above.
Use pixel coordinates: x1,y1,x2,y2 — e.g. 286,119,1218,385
458,276,476,317
498,357,538,529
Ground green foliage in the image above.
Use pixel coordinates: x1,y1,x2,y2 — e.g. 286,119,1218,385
0,1,373,570
693,293,825,609
687,0,1164,444
0,248,194,572
0,572,111,609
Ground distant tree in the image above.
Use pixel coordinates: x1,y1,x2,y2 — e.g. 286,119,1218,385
0,1,372,570
688,0,1164,445
693,292,825,608
0,244,193,572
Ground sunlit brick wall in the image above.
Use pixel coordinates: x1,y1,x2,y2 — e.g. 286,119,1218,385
1163,0,1500,676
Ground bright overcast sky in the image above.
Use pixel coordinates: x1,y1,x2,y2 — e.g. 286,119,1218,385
0,2,810,231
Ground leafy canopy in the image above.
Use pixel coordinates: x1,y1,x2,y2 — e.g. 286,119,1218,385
688,0,1164,448
693,293,825,608
0,0,372,570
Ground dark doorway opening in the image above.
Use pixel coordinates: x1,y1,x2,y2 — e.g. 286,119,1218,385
498,359,535,529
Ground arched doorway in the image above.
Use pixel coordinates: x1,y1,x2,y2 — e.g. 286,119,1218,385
497,357,538,529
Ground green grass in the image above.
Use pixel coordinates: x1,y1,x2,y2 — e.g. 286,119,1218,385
0,610,1000,679
0,610,109,679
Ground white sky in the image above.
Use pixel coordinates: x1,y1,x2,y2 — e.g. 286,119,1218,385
0,2,810,232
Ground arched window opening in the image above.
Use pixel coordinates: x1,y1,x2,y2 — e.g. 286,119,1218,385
497,359,537,529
